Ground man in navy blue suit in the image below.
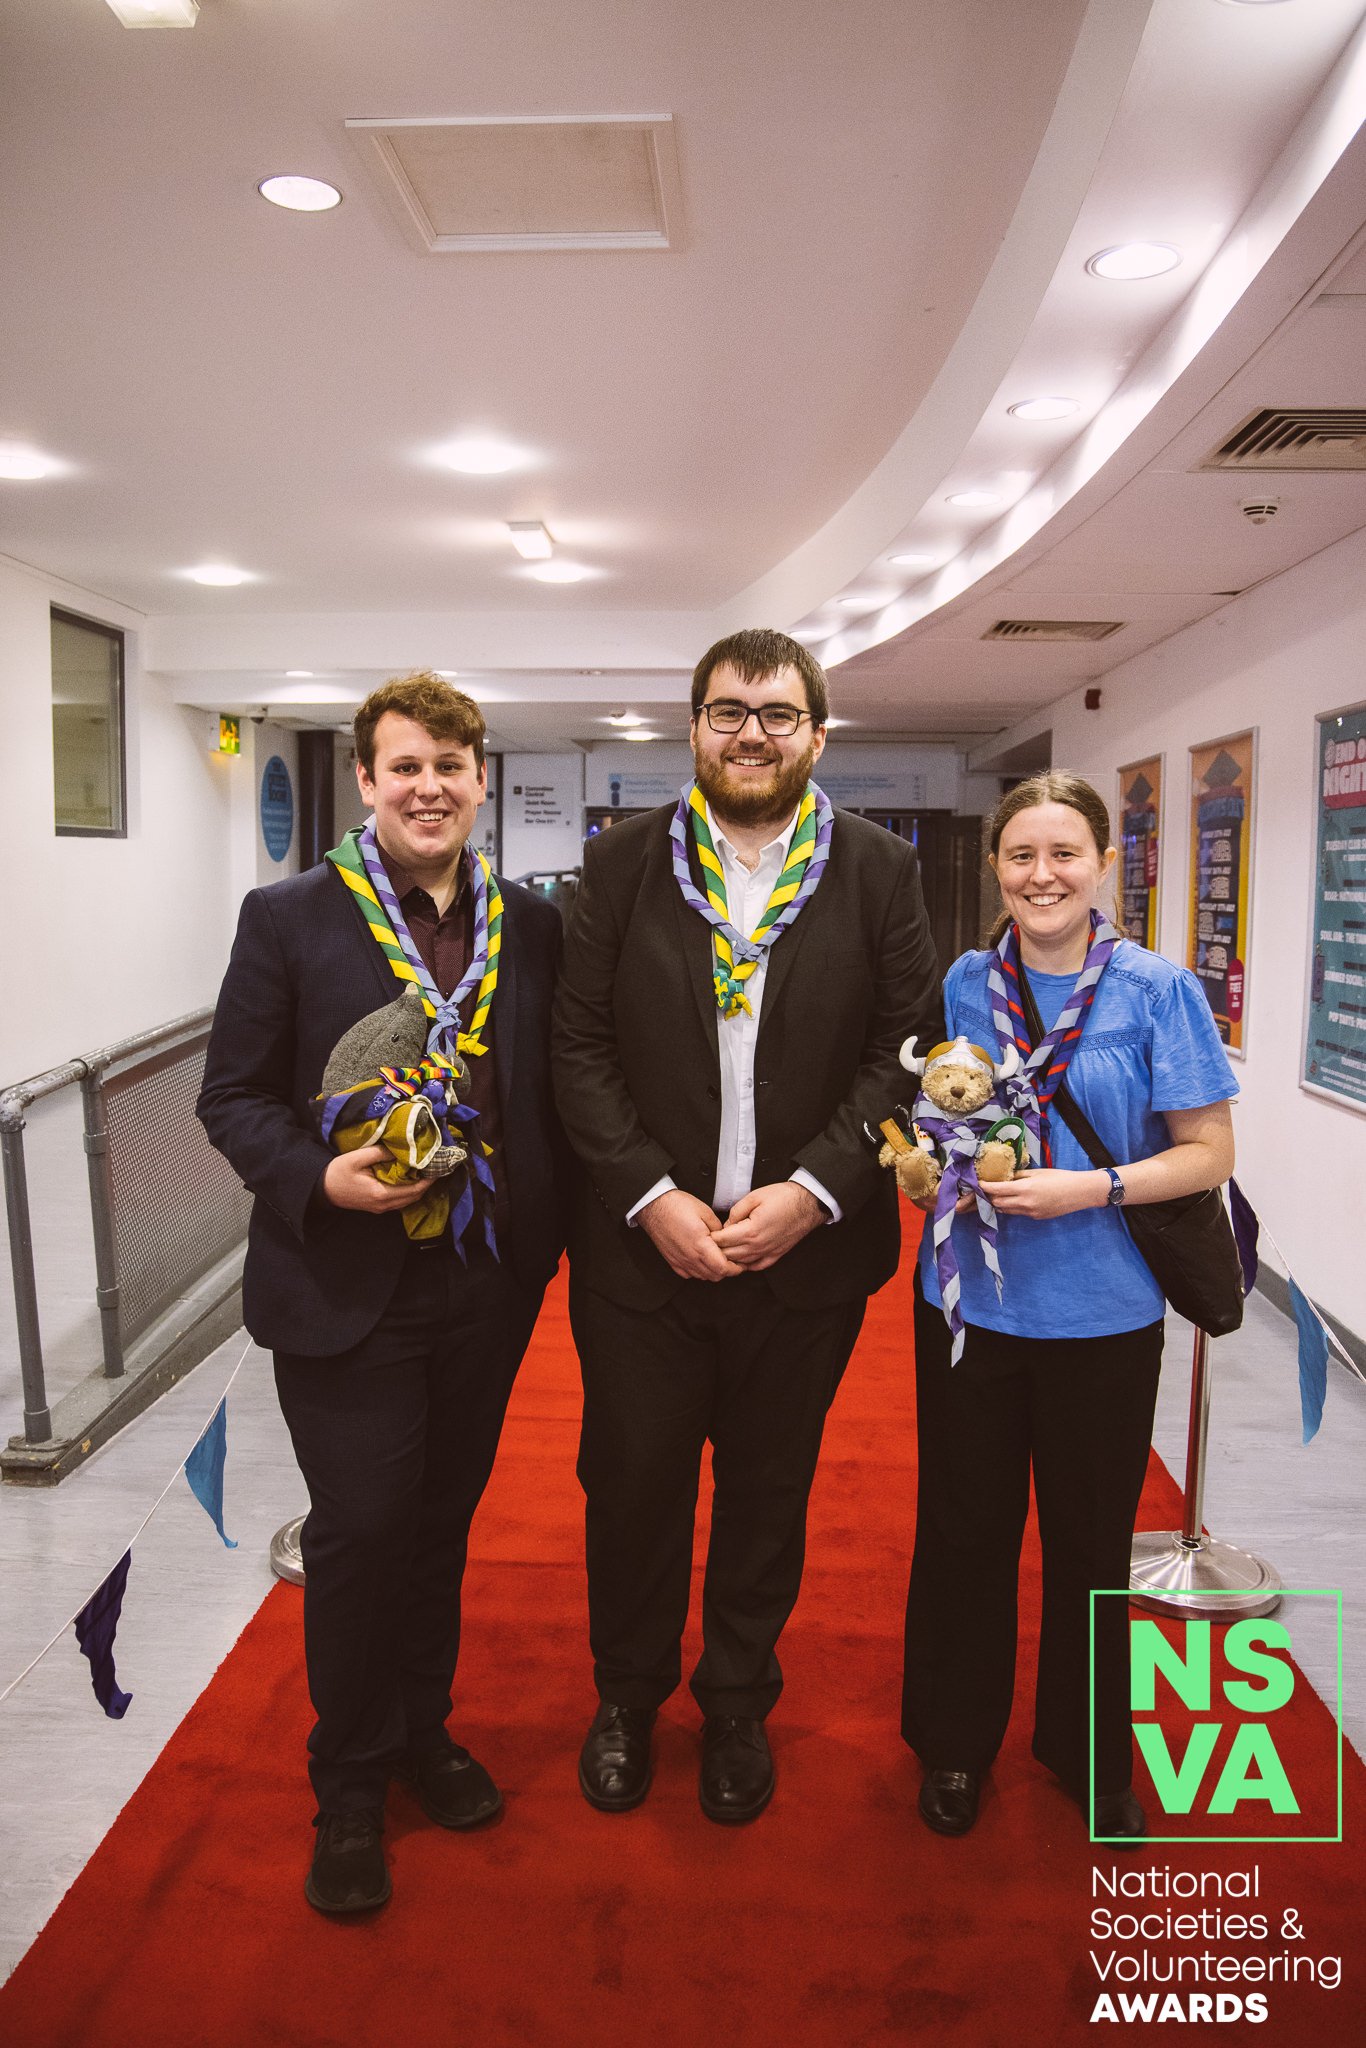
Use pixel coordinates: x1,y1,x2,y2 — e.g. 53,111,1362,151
199,673,566,1916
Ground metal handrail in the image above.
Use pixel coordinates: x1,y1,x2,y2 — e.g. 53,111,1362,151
1,1007,218,1447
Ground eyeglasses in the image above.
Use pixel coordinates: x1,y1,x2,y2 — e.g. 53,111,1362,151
701,699,813,737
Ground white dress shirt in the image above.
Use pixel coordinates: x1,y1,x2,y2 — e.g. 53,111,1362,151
628,799,842,1225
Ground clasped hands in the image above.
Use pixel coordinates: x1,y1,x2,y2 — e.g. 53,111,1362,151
638,1183,824,1281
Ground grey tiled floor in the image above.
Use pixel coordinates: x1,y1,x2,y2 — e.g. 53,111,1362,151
0,1266,1362,1987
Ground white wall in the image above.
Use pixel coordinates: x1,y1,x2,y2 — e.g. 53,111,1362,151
1005,525,1366,1340
0,556,239,1082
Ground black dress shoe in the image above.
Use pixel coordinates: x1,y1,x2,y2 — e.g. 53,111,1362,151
397,1744,502,1829
305,1808,390,1915
1091,1787,1147,1846
578,1702,657,1811
699,1715,774,1824
918,1768,980,1837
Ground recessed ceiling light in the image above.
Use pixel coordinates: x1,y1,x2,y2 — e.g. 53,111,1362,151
433,435,529,476
889,551,933,566
285,670,314,678
106,0,198,24
1007,396,1080,421
436,670,460,679
622,730,659,742
506,520,554,560
258,175,342,213
946,488,1003,508
1086,242,1181,281
0,444,54,480
528,560,590,583
188,564,250,586
604,712,644,726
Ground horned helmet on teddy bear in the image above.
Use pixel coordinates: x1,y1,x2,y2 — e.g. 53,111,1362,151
877,1033,1026,1205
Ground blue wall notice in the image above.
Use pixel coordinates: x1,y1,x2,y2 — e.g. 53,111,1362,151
259,755,294,862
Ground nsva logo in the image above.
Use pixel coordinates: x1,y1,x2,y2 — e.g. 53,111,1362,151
1129,1618,1298,1819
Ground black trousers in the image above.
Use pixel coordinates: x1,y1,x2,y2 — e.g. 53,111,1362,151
274,1241,543,1813
571,1271,865,1719
902,1283,1163,1796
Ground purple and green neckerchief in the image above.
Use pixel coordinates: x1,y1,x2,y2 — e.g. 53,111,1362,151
669,781,834,1017
985,910,1121,1165
918,1098,1010,1368
323,822,499,1259
924,910,1120,1366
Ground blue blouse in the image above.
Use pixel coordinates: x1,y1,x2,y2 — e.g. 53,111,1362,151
918,941,1239,1339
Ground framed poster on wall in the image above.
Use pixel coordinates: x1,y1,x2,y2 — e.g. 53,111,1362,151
1116,755,1162,948
1302,701,1366,1115
1187,730,1256,1057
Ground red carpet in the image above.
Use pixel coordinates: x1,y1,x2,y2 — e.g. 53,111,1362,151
2,1229,1361,2046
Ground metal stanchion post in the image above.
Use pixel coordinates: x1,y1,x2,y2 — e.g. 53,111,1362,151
1129,1327,1281,1620
270,1514,306,1585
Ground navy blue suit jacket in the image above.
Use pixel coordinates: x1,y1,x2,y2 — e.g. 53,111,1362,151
198,859,568,1355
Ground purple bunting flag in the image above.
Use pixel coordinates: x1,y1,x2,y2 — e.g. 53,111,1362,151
1227,1177,1260,1297
73,1550,133,1719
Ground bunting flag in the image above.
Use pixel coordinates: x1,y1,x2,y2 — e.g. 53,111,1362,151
73,1551,133,1719
1227,1176,1260,1296
1287,1276,1329,1445
184,1401,238,1549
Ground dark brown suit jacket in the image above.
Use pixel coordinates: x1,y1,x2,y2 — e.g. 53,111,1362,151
552,804,942,1311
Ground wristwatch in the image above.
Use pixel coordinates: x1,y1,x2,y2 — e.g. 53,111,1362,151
1102,1166,1126,1207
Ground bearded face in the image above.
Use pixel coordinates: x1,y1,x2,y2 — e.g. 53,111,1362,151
690,662,825,832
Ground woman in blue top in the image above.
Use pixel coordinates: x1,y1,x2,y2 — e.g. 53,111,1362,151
904,772,1237,1845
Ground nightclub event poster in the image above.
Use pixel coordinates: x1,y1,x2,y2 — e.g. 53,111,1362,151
1117,755,1163,948
1188,732,1255,1056
1303,701,1366,1113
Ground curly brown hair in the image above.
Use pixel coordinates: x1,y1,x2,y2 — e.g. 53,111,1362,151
353,672,486,774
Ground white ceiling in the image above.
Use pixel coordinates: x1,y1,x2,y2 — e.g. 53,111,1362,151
3,0,1366,751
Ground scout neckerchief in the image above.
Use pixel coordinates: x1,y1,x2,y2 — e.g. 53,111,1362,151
325,822,501,1061
669,782,834,1018
324,823,500,1258
317,1051,495,1260
913,1066,1026,1369
985,909,1121,1166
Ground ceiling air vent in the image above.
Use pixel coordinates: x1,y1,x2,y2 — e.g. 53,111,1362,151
345,114,683,253
1200,408,1366,470
983,620,1124,643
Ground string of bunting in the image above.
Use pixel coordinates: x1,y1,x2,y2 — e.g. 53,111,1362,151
0,1336,253,1721
1228,1177,1364,1444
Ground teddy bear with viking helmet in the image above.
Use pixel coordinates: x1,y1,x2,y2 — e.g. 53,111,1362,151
877,1034,1028,1206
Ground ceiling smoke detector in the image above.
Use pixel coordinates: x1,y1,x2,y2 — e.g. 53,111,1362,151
1240,498,1280,524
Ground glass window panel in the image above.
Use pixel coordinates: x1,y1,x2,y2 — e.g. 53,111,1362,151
52,609,125,835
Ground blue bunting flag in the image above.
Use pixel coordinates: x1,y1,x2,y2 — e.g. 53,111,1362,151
1286,1276,1329,1445
184,1400,237,1548
73,1550,133,1718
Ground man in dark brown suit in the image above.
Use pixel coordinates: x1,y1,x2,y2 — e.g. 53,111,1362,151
553,628,941,1823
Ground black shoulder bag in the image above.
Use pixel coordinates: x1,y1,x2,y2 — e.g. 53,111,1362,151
1016,967,1244,1338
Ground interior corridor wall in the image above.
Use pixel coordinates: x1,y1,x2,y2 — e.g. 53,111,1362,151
1015,522,1366,1342
0,555,236,1082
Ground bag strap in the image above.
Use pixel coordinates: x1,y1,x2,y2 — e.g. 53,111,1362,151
1015,962,1118,1173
